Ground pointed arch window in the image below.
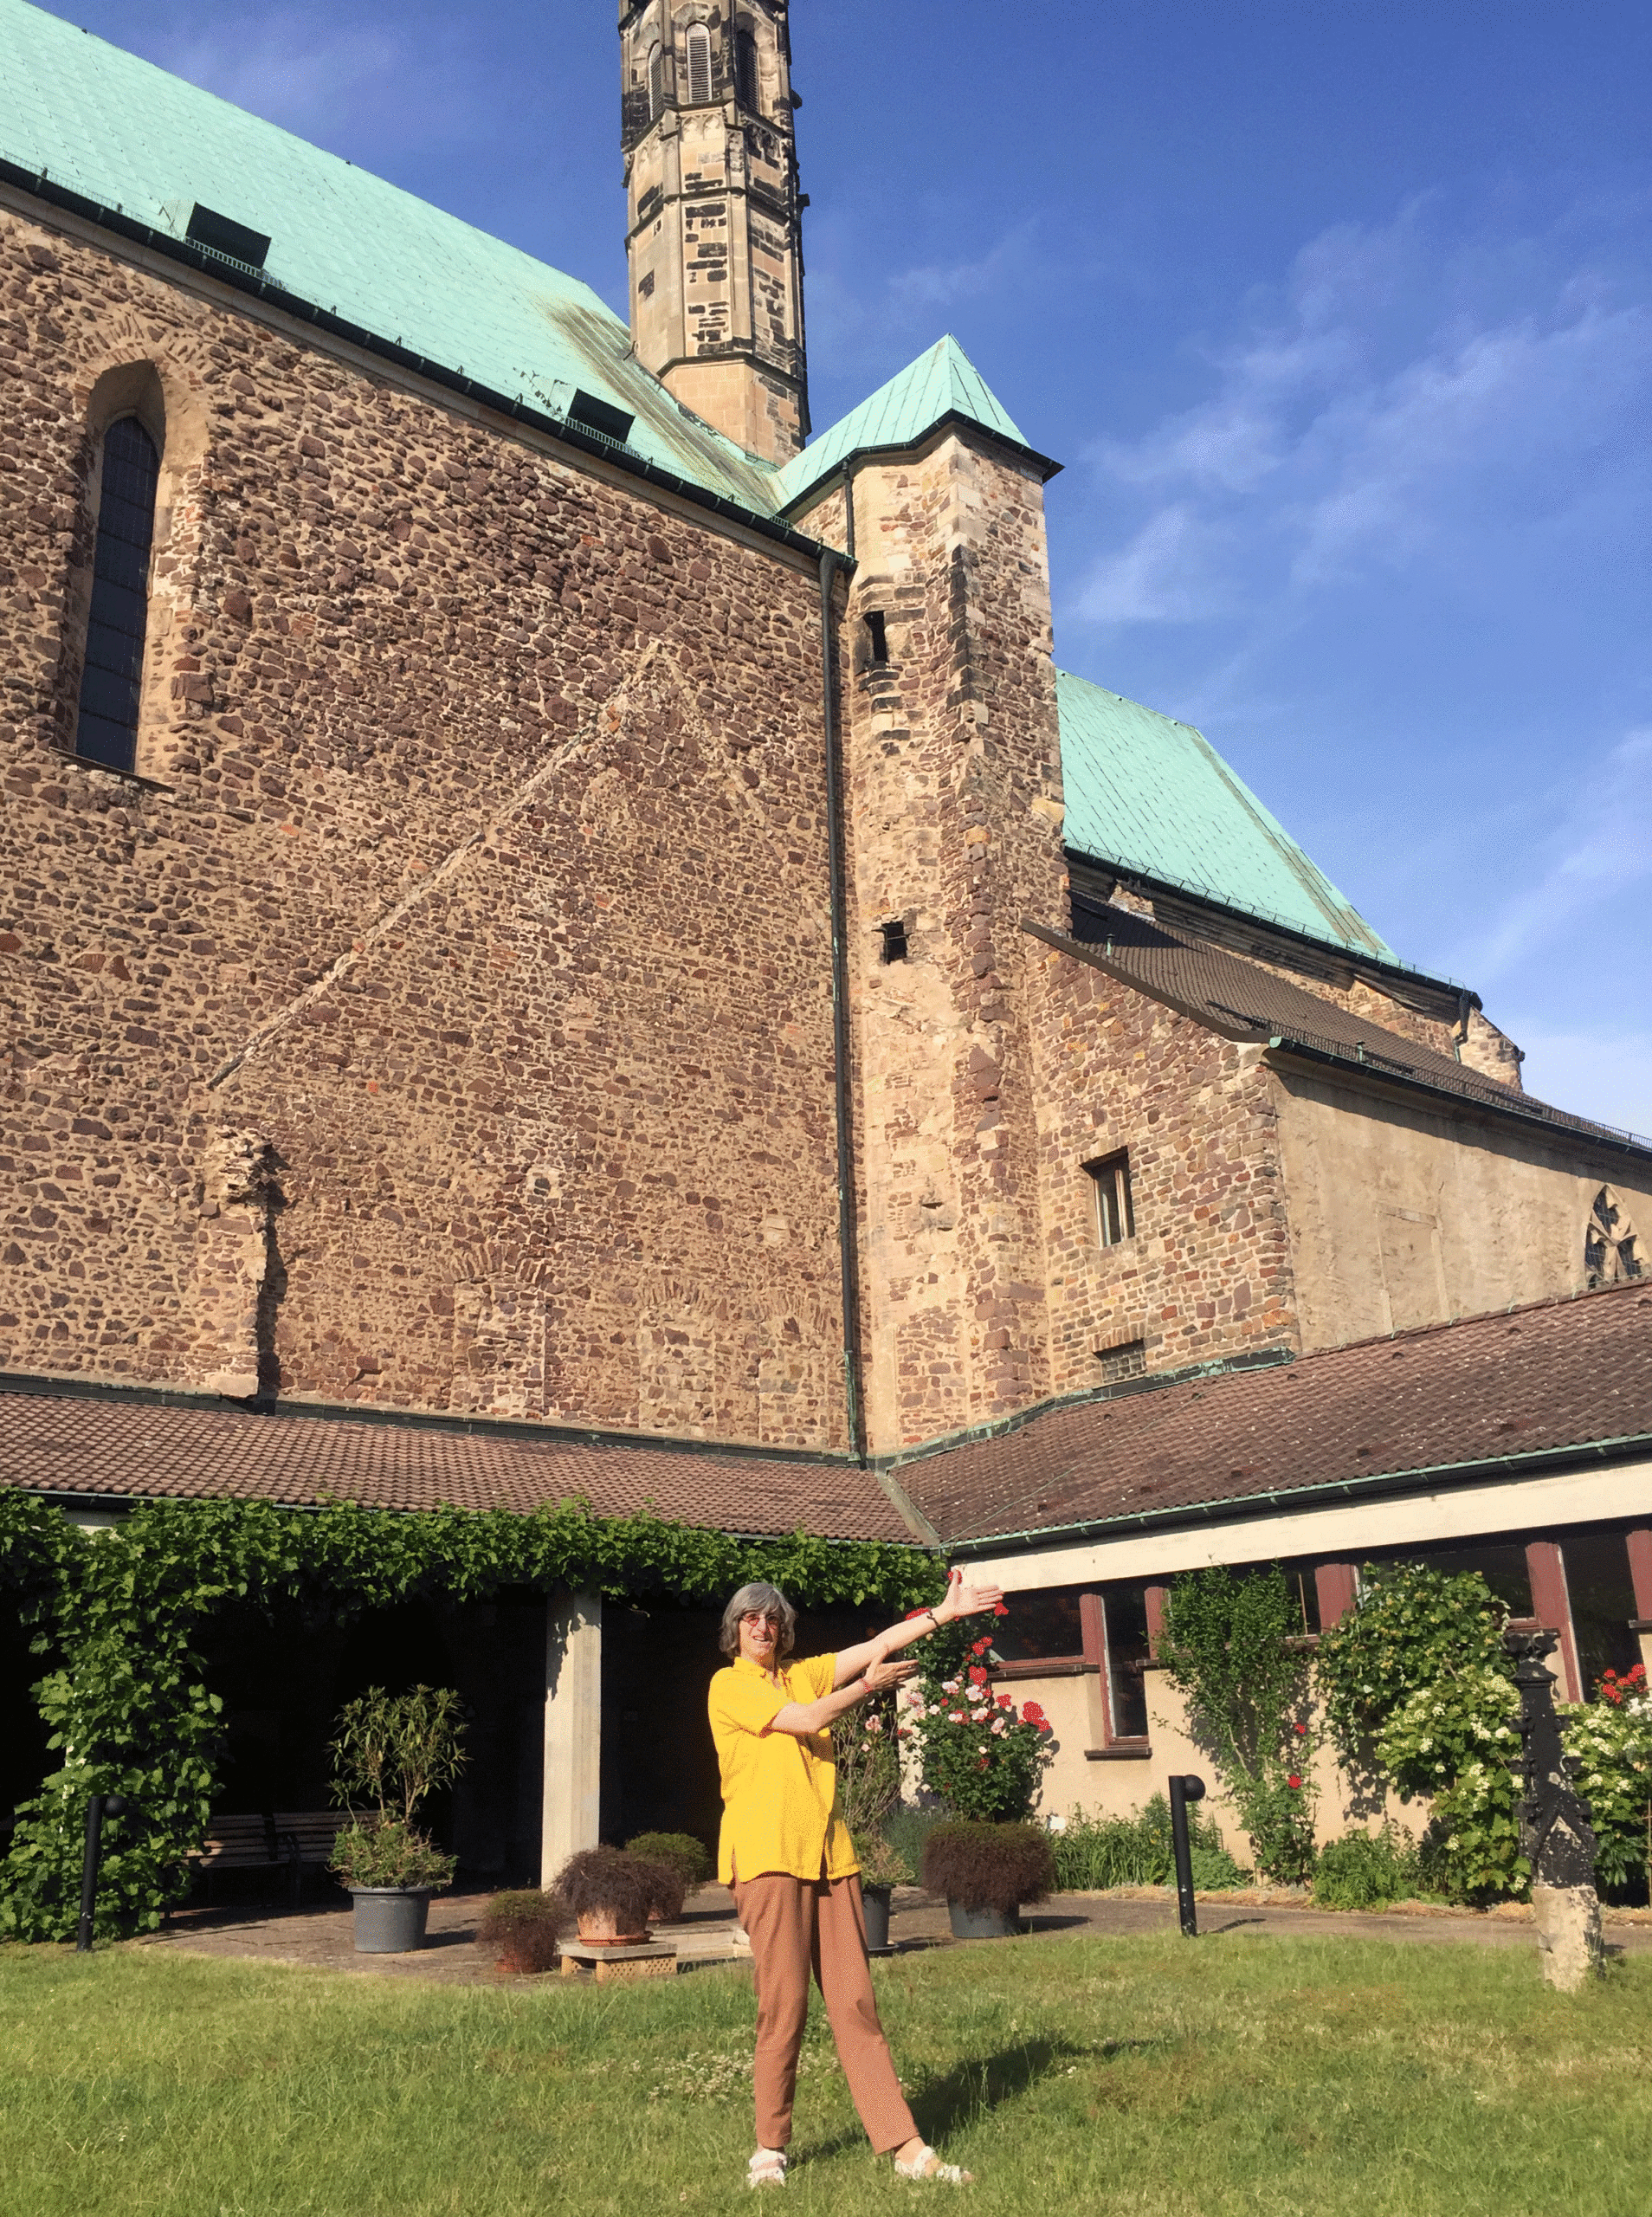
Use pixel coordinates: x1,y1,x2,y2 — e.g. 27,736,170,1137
646,40,664,120
75,415,160,772
734,26,758,111
1585,1187,1643,1287
684,23,713,105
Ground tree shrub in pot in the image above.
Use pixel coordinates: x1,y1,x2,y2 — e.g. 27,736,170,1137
328,1684,467,1954
477,1888,567,1974
623,1831,713,1895
552,1845,685,1944
921,1820,1054,1939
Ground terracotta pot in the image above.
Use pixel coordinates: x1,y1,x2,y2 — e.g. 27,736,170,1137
495,1928,560,1975
576,1906,648,1946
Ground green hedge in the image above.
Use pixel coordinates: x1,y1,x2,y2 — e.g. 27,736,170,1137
0,1490,939,1942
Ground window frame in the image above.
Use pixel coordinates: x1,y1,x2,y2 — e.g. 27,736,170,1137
684,23,713,105
1085,1148,1136,1250
73,410,162,775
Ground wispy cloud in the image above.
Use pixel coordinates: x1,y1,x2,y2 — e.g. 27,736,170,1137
1068,195,1652,628
1459,727,1652,988
145,6,478,154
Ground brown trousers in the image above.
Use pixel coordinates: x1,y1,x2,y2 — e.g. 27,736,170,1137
732,1870,917,2155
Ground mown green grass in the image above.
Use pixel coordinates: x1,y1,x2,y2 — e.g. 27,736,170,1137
2,1932,1647,2216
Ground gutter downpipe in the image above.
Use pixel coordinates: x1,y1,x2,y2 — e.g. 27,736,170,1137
819,546,865,1462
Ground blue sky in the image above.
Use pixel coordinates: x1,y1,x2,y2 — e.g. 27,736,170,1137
44,0,1652,1133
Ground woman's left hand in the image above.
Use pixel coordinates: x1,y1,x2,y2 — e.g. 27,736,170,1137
932,1567,1004,1623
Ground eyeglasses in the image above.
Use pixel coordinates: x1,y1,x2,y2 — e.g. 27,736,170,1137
740,1610,782,1627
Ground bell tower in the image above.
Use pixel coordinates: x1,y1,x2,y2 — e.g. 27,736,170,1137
619,1,810,464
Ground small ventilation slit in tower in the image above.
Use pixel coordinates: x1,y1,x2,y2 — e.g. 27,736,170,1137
864,611,888,666
879,918,908,964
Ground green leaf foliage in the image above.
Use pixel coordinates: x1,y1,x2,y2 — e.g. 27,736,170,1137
1313,1563,1525,1903
0,1492,939,1942
1158,1567,1318,1884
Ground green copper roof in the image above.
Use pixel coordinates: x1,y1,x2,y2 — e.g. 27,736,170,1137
0,0,780,514
1056,669,1397,961
773,334,1049,514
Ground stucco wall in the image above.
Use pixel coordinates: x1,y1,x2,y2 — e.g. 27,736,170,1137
0,204,849,1442
1273,1064,1652,1348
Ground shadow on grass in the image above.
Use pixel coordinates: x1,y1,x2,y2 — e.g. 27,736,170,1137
807,2035,1170,2162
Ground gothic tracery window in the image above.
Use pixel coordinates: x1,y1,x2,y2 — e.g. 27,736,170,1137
1584,1187,1643,1287
74,414,160,772
684,23,713,105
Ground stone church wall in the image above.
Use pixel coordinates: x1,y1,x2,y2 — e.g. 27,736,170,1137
1272,1068,1652,1348
1028,954,1300,1395
0,206,850,1444
796,431,1068,1454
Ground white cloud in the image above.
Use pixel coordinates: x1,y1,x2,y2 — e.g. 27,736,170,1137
1066,197,1652,626
150,9,474,151
1459,727,1652,988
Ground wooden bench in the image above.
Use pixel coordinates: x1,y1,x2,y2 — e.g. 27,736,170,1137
191,1811,362,1911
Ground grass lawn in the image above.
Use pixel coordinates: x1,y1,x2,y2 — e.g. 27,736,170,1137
2,1933,1647,2217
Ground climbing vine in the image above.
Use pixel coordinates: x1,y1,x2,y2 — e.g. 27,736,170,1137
1158,1565,1319,1883
0,1490,941,1942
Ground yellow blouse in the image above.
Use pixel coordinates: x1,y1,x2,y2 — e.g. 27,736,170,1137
707,1652,860,1885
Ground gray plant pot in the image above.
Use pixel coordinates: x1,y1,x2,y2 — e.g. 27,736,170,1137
861,1884,894,1953
946,1898,1020,1940
351,1887,433,1953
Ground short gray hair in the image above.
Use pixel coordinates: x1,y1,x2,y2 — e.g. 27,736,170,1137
720,1581,797,1660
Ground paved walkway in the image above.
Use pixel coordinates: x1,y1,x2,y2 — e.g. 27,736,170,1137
136,1883,1652,1984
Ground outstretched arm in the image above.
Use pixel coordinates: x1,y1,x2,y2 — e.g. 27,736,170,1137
829,1567,1006,1690
767,1654,916,1739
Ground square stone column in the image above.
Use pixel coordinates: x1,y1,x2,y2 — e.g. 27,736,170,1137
541,1591,603,1887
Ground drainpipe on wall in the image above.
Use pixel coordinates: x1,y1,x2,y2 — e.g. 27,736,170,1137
818,546,865,1462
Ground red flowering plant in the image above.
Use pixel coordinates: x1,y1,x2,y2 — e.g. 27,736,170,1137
903,1603,1054,1822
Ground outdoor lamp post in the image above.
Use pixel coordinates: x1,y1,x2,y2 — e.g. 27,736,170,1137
76,1792,129,1953
1168,1774,1206,1937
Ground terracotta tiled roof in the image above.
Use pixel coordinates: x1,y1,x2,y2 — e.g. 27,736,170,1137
1042,904,1648,1154
894,1281,1652,1546
0,1381,912,1542
4,1286,1648,1550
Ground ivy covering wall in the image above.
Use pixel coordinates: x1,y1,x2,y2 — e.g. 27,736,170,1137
0,1490,940,1942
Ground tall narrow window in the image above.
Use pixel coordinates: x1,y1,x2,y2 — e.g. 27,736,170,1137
685,23,713,104
75,416,160,772
646,40,664,120
734,26,758,110
1086,1150,1135,1248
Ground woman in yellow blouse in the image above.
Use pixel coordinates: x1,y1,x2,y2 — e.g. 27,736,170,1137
707,1567,1003,2189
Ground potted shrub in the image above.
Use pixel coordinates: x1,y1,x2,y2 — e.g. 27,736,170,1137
850,1826,910,1952
552,1845,685,1945
477,1888,566,1975
623,1831,713,1895
328,1684,467,1954
922,1819,1054,1939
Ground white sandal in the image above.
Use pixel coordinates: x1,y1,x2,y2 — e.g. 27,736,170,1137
894,2145,972,2184
747,2148,788,2188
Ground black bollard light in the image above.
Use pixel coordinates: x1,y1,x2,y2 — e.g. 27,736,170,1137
1168,1774,1205,1937
76,1792,127,1953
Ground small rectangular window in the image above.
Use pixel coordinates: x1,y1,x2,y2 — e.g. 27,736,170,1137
1087,1150,1135,1247
1094,1338,1145,1383
863,611,888,665
878,917,908,963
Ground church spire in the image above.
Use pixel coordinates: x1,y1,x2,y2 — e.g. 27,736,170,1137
619,1,810,464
